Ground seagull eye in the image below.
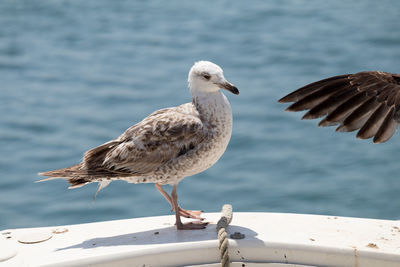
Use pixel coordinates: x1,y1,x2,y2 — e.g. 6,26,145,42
202,73,211,80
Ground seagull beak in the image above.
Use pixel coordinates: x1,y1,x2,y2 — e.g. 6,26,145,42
216,81,240,95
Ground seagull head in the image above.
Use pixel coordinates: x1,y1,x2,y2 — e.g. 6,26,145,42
188,61,239,96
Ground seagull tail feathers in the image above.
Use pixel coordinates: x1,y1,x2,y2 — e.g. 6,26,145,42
38,164,82,179
37,164,90,188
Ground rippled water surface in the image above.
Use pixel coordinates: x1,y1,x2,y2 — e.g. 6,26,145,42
1,0,400,229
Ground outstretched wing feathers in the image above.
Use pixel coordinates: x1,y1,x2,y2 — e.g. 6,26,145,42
374,107,399,143
284,78,350,112
279,74,349,103
302,86,357,120
279,71,400,143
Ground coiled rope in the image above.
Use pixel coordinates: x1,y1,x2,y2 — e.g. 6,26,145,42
216,204,233,267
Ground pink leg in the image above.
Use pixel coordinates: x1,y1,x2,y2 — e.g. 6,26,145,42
155,184,203,220
171,183,208,230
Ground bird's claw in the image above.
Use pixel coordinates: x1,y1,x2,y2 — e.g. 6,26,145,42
176,221,209,230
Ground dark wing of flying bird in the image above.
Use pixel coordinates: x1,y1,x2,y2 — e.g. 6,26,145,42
279,71,400,143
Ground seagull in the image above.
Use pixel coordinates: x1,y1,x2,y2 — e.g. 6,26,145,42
39,61,239,230
279,71,400,143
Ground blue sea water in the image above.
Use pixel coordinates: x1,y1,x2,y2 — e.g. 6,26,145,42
1,0,400,230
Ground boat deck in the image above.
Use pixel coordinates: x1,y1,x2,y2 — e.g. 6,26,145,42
1,212,400,266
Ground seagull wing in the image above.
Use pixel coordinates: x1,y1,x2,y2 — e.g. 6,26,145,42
279,71,400,143
83,104,206,175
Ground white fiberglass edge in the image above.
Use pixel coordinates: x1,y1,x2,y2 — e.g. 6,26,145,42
1,212,400,267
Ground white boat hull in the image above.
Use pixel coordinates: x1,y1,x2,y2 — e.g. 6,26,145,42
1,212,400,267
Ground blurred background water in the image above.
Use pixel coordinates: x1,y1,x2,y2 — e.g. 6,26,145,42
1,0,400,229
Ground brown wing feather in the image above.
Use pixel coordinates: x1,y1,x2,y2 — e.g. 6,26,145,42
284,79,349,112
302,86,357,120
100,104,205,175
278,74,349,103
373,107,399,143
336,96,380,132
279,71,400,143
39,103,206,186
